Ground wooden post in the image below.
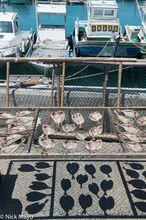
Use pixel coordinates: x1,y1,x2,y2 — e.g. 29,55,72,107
57,64,60,107
102,64,108,127
117,62,122,109
50,65,55,107
6,62,10,107
61,62,66,107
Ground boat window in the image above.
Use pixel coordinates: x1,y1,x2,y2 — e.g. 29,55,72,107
108,25,112,31
14,20,19,33
92,25,96,32
104,10,114,16
0,21,13,33
97,25,101,31
94,10,103,16
103,25,107,31
114,26,118,32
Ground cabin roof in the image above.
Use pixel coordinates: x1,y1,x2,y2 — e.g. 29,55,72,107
0,12,17,22
89,0,118,9
37,4,66,14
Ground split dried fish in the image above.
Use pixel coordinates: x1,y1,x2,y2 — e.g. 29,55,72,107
120,132,143,142
89,125,103,138
71,113,84,126
0,144,20,154
50,111,65,125
8,125,27,134
137,116,146,126
125,142,144,152
85,139,102,151
6,117,33,125
42,125,55,136
114,111,134,124
38,135,55,150
62,124,75,133
120,124,141,134
0,112,14,120
89,112,102,122
16,110,32,117
1,134,22,146
0,128,8,136
120,110,139,118
62,140,77,150
75,131,88,141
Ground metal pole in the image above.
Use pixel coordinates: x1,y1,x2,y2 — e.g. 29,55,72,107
6,62,10,107
50,65,55,107
102,64,108,127
117,62,122,109
57,64,60,107
61,62,66,107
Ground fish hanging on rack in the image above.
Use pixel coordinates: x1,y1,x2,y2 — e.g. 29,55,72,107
89,112,102,122
75,131,88,141
114,110,134,124
0,144,20,154
38,135,55,150
62,140,77,150
1,134,22,146
71,113,84,128
125,142,144,152
89,125,103,138
120,132,143,142
85,139,102,151
137,116,146,126
119,124,141,134
50,111,65,125
42,125,55,136
0,112,14,120
120,110,139,118
15,110,32,117
62,124,75,133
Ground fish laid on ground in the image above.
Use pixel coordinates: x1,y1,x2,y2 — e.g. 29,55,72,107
120,132,143,142
137,116,146,126
38,135,55,150
71,113,84,126
50,111,65,125
85,139,102,151
42,125,55,136
16,110,32,117
125,142,144,152
0,144,20,153
62,140,77,150
75,131,88,141
62,124,75,133
89,125,103,138
120,110,139,118
0,112,14,120
1,134,22,146
120,124,141,134
114,110,133,124
89,112,102,122
8,125,27,134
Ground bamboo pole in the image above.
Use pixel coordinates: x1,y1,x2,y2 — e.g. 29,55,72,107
117,62,122,109
6,62,10,107
57,64,61,107
102,64,108,127
50,65,55,107
61,62,66,107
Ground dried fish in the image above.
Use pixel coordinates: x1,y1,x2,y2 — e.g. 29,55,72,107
62,140,77,150
120,124,141,134
89,112,102,122
114,111,133,124
137,116,146,126
16,110,32,117
0,112,14,120
75,131,88,141
62,124,75,133
85,139,102,151
0,128,8,136
50,111,65,125
125,142,144,152
42,125,55,136
120,132,143,142
120,110,139,118
6,117,33,126
0,144,20,153
8,125,27,134
38,135,55,150
89,125,103,138
1,134,22,146
71,113,84,126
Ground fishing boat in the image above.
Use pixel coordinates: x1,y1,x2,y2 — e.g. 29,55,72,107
0,11,36,58
74,0,146,57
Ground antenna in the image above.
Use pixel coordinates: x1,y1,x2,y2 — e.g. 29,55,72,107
1,0,5,14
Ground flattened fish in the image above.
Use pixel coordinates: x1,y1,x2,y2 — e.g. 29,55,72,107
137,116,146,126
89,112,102,122
75,131,88,141
8,125,27,134
71,113,84,126
114,111,134,124
1,134,22,146
6,117,33,126
38,135,55,150
89,125,103,138
120,132,143,142
16,110,31,117
0,112,14,120
0,144,19,153
126,142,144,152
62,124,75,133
120,110,139,118
50,111,65,125
42,125,55,136
85,139,102,151
62,140,77,150
120,124,141,134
